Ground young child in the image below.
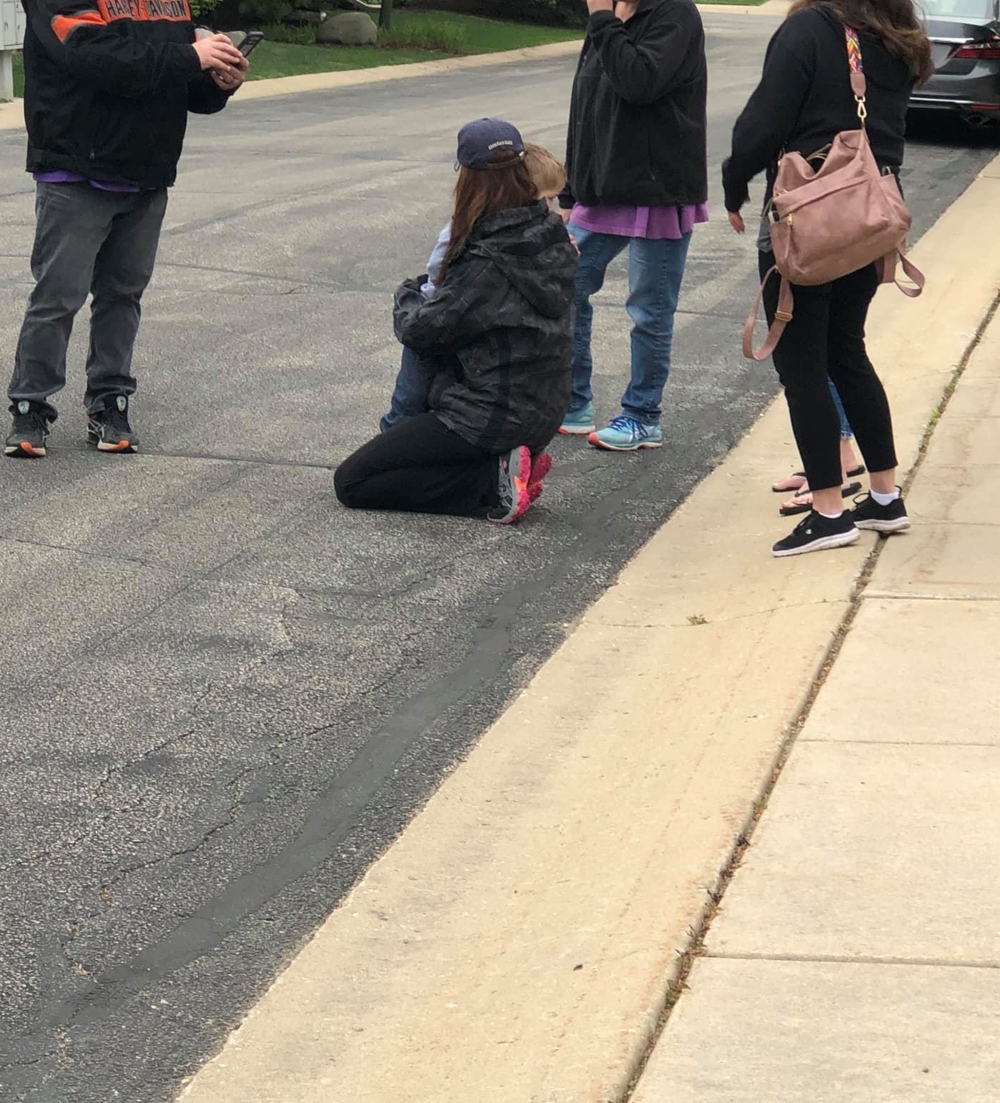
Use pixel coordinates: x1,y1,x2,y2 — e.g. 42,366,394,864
379,141,568,434
336,118,576,526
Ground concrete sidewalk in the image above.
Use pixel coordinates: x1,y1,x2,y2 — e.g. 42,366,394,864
173,159,1000,1103
631,303,1000,1096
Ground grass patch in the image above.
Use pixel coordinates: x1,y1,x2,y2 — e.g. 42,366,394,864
257,21,319,46
9,52,23,99
379,10,582,53
246,40,449,80
248,11,581,82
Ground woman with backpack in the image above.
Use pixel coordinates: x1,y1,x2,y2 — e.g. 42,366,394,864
723,0,932,557
335,119,577,525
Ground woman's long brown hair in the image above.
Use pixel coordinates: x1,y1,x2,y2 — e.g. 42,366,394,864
789,0,933,83
438,151,538,282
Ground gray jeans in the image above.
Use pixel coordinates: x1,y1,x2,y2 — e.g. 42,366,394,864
8,183,168,420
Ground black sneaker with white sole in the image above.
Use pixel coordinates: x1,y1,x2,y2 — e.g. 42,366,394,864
772,510,860,558
4,401,50,458
87,395,138,453
850,490,910,533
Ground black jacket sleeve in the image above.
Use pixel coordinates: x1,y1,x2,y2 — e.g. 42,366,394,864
188,74,233,115
722,20,815,212
393,259,498,352
26,0,202,99
587,4,701,106
559,41,588,211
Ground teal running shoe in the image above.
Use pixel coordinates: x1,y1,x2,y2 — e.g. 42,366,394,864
558,402,596,436
589,415,663,452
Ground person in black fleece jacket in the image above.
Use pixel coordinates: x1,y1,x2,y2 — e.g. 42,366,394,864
723,0,931,558
336,119,577,527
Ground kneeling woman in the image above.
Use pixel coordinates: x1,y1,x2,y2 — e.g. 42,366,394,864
335,119,578,525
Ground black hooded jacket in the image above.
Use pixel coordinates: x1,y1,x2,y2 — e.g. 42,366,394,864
393,203,577,455
20,0,232,189
561,0,708,209
723,4,916,213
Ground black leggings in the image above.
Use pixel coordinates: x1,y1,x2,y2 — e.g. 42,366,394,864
334,413,498,517
760,251,897,492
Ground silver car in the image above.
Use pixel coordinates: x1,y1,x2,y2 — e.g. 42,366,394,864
911,0,1000,124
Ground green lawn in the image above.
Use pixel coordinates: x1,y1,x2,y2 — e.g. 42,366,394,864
247,11,583,82
245,41,450,81
379,10,583,54
10,52,23,99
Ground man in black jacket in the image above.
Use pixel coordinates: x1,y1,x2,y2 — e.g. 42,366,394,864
558,0,707,452
4,0,248,459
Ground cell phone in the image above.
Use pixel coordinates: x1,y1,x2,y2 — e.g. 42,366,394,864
237,30,264,57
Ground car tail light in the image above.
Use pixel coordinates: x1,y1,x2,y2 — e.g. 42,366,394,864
954,38,1000,60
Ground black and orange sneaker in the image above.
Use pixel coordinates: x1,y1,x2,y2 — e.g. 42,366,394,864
87,395,138,453
4,401,50,459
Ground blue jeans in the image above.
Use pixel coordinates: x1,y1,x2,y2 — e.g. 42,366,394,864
381,345,430,433
568,223,691,426
829,378,853,440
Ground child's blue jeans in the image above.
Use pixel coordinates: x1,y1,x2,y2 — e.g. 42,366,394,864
381,345,430,433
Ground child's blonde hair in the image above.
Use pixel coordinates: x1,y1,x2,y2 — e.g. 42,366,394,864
524,142,566,197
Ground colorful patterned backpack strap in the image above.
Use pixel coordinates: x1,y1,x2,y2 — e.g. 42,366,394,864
844,25,868,120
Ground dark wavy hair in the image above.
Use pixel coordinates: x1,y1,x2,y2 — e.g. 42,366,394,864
789,0,933,83
438,151,537,283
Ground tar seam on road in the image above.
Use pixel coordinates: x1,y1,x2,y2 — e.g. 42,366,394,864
617,287,1000,1103
134,448,338,470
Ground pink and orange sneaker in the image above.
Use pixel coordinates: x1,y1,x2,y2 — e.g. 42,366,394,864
487,445,532,525
528,451,553,503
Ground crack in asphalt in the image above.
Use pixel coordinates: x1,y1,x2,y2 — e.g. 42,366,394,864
0,535,196,576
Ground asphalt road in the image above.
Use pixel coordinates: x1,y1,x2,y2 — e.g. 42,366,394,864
0,14,996,1102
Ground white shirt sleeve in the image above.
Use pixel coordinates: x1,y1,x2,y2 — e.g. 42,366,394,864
421,221,453,298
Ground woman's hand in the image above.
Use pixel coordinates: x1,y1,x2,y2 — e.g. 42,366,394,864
585,0,615,13
728,211,746,234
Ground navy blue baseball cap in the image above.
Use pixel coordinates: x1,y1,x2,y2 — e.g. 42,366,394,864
455,118,526,171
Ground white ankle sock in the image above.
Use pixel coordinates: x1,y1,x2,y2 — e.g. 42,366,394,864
870,487,900,507
817,509,843,520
